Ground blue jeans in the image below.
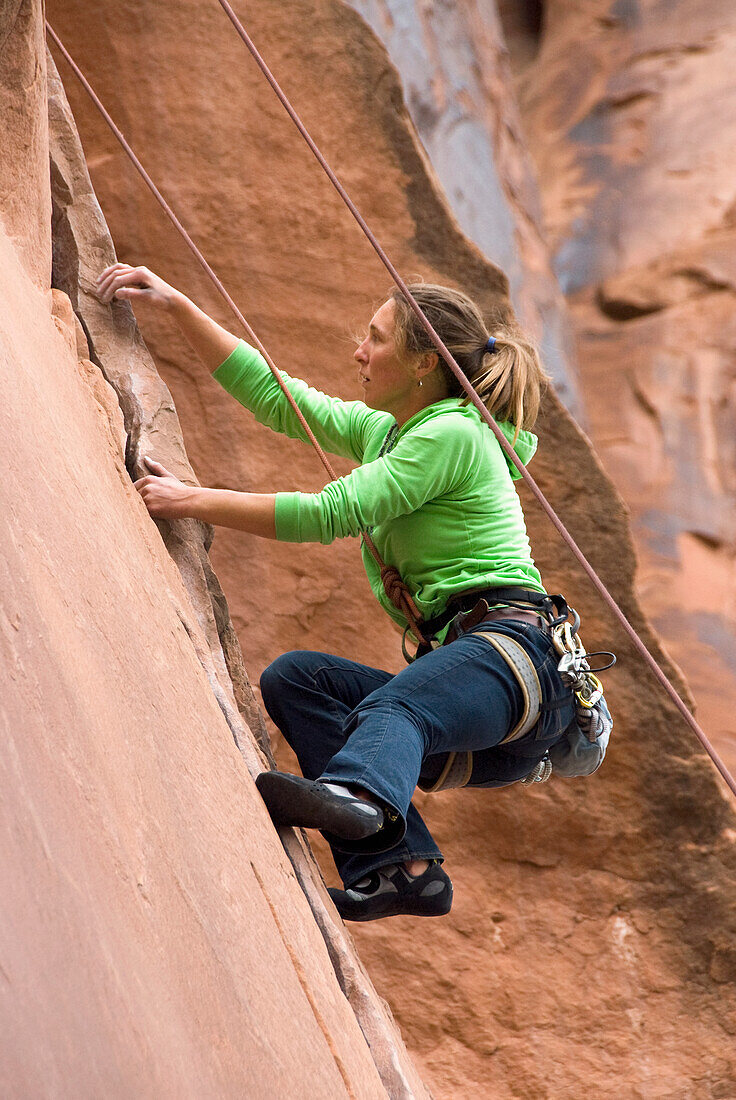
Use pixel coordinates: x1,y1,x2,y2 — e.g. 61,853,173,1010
260,621,574,888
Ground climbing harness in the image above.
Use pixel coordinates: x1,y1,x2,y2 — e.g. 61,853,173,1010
46,19,736,801
419,594,614,792
404,587,567,663
420,622,545,793
477,631,544,745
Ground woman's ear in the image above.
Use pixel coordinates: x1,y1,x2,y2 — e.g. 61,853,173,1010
417,350,439,379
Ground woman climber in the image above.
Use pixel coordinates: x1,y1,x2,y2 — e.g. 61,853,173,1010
97,262,576,922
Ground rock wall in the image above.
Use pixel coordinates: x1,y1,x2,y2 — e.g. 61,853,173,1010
1,3,429,1096
346,0,582,417
501,0,736,771
0,0,49,286
31,0,736,1096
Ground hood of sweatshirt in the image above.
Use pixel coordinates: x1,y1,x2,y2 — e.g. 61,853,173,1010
396,398,538,482
494,417,538,480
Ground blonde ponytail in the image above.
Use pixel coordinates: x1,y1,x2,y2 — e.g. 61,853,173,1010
390,284,548,438
471,328,544,442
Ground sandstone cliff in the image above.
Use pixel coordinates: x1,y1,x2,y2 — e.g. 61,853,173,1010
6,0,736,1096
1,3,428,1096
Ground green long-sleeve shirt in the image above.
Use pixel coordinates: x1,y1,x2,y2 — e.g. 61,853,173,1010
214,341,545,630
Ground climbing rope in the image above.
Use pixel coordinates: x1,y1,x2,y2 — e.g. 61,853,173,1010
47,20,736,799
45,22,427,644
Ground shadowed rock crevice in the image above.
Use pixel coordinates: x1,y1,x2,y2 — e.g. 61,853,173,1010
497,0,545,73
596,261,736,320
50,159,79,295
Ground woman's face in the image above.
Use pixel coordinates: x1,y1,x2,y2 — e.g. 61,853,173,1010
354,299,416,416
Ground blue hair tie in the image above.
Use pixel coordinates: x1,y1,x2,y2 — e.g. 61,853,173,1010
485,336,497,353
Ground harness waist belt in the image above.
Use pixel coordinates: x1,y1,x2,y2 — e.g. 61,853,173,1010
446,603,547,642
421,587,558,638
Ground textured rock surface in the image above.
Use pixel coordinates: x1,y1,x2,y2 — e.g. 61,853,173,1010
42,0,736,1096
503,0,736,771
47,49,271,760
1,200,391,1100
346,0,582,417
2,5,430,1096
0,0,50,286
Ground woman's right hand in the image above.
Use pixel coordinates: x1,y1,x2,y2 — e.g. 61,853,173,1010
96,263,178,310
96,261,240,372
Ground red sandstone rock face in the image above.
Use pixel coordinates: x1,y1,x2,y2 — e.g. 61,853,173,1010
503,0,736,772
38,0,736,1095
0,200,389,1100
2,4,429,1095
0,0,49,286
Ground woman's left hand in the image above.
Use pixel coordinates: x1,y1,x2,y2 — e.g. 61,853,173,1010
134,457,198,519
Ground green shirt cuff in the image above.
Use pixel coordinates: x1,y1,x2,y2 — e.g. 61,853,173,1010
274,492,303,542
212,340,252,391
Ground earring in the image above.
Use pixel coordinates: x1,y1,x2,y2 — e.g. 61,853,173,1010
417,378,423,388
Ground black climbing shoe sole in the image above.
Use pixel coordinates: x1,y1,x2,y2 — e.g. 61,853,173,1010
255,771,385,840
328,862,453,921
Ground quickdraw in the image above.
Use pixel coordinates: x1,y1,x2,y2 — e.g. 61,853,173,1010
522,610,616,785
551,613,615,732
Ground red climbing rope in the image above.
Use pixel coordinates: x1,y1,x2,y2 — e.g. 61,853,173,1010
45,22,427,643
48,19,736,798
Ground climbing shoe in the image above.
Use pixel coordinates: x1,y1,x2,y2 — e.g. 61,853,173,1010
328,861,453,921
255,771,385,841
